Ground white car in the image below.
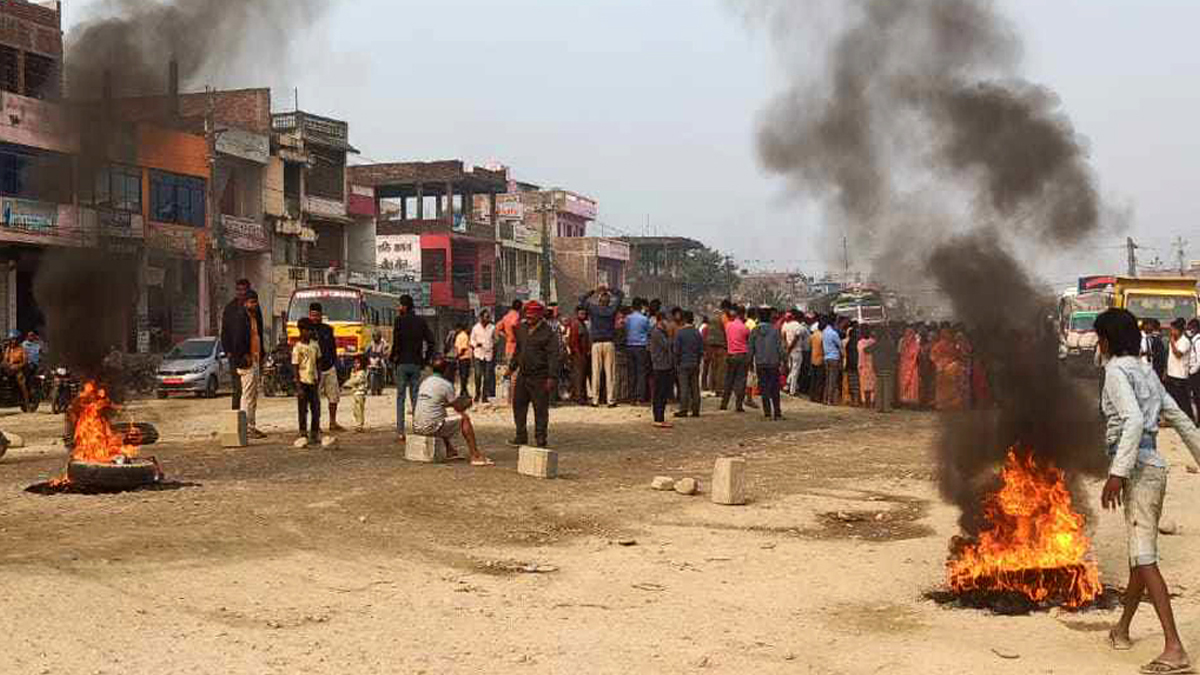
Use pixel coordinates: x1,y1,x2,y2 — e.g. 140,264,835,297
156,337,231,398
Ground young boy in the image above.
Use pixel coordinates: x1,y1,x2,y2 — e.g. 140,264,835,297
345,355,369,432
292,318,322,446
1096,308,1200,675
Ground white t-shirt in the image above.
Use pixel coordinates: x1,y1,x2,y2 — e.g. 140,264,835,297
413,375,456,435
1167,335,1191,380
470,322,496,361
781,320,802,350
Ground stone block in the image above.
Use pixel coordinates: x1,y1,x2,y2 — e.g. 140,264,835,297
405,435,447,463
711,457,747,505
220,410,248,448
674,477,699,496
518,446,558,479
651,476,676,491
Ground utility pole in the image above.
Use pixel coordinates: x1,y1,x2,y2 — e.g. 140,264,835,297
1127,237,1139,277
842,235,849,285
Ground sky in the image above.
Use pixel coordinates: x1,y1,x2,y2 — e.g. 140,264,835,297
62,0,1200,283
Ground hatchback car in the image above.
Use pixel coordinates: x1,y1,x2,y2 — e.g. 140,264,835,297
156,337,230,398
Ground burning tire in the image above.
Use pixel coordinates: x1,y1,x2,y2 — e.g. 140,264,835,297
110,422,159,446
67,459,161,490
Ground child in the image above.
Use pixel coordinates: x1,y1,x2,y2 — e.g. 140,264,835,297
1096,308,1200,675
345,354,369,432
292,318,322,446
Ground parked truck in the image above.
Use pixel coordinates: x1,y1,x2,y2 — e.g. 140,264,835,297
1113,276,1200,324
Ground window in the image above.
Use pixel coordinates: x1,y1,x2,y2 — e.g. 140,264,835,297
0,147,72,203
307,147,345,201
150,171,206,227
24,53,59,99
87,165,142,212
421,249,446,282
481,265,492,291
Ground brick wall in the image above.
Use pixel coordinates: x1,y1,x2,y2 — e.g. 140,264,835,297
553,238,596,308
111,89,272,135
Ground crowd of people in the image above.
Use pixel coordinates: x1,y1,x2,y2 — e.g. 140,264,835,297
1116,316,1200,424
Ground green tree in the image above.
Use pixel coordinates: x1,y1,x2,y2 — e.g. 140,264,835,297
680,246,739,309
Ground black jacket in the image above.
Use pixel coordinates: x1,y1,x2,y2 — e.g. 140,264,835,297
512,320,561,380
389,313,436,366
221,298,265,367
313,322,336,372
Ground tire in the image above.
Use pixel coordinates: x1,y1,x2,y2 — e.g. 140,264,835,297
204,376,218,399
67,460,159,490
111,422,159,446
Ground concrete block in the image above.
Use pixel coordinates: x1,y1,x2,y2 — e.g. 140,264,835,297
674,477,699,496
651,476,676,491
220,410,248,448
518,446,558,479
711,457,746,505
405,435,447,463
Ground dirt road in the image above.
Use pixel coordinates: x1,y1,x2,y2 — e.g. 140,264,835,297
1,391,1198,674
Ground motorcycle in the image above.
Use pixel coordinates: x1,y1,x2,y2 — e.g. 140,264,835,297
0,364,42,413
261,352,295,398
51,365,79,414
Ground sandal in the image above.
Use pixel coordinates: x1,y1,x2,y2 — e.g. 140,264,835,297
1140,659,1195,675
471,457,496,467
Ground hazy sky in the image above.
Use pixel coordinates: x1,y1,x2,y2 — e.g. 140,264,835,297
64,0,1200,281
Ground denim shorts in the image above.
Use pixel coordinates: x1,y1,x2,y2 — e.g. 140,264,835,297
1125,464,1168,567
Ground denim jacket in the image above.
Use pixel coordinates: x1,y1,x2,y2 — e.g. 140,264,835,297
1102,356,1200,477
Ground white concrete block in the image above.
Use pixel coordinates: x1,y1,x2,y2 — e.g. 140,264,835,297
220,410,248,448
405,435,447,463
518,446,558,479
651,476,676,491
674,477,699,496
711,457,747,505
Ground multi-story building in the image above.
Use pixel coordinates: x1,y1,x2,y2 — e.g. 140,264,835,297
552,237,630,308
348,160,504,339
621,236,704,308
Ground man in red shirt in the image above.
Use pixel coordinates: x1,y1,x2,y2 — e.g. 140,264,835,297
496,300,523,403
720,305,751,413
566,306,591,405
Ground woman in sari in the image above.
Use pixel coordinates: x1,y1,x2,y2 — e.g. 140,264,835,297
918,326,937,408
857,325,876,408
898,327,921,406
931,328,965,411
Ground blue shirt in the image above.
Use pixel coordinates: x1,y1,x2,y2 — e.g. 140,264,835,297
625,311,651,347
21,340,40,365
1102,355,1200,477
822,326,841,362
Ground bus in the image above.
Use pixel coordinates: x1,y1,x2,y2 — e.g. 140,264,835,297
286,286,400,371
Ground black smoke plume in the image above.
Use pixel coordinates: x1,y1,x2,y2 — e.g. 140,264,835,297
750,0,1108,533
33,0,330,375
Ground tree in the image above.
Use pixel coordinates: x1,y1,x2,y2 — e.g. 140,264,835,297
740,279,791,310
680,246,739,309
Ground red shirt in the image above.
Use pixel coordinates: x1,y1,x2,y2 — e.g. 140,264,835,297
498,310,521,356
725,319,750,355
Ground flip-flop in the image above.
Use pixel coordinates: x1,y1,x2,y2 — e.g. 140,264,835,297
1140,659,1195,675
471,458,496,467
446,455,467,462
1108,630,1133,651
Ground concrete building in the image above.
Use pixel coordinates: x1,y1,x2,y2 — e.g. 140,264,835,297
348,160,504,338
621,236,704,308
269,110,361,335
551,237,629,309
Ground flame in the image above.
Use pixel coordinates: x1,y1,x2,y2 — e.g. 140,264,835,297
49,381,137,486
947,447,1102,607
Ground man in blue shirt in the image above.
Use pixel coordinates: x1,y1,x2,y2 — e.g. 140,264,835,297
823,317,844,405
624,298,652,404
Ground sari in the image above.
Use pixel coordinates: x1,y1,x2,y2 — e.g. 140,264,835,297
898,329,920,405
930,330,965,411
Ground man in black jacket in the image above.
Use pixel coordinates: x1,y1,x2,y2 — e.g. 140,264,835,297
225,290,268,438
509,300,561,448
308,302,342,432
221,279,259,410
389,294,436,442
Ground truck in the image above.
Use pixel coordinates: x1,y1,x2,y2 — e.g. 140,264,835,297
1113,276,1200,324
1057,291,1109,372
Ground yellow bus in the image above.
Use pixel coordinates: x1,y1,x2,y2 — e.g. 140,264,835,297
286,286,400,365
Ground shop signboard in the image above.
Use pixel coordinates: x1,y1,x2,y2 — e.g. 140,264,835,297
2,197,56,232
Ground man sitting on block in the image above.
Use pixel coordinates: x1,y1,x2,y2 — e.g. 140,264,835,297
412,354,494,466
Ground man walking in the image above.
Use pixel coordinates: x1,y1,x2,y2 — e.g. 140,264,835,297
220,279,256,410
566,305,592,405
227,290,267,439
470,310,496,404
509,301,561,448
580,285,623,407
749,307,786,420
673,310,703,418
823,317,844,406
720,305,751,413
389,294,436,443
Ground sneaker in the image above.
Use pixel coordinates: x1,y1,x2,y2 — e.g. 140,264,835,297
607,402,618,408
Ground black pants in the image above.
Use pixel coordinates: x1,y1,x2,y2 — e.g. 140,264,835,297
629,346,649,402
230,370,241,409
473,358,494,402
513,374,550,445
297,383,320,439
721,354,749,410
652,369,673,422
758,364,781,417
1166,376,1193,422
457,359,472,398
810,361,826,403
678,365,701,416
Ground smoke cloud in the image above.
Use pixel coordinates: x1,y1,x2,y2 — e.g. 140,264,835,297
33,0,332,376
750,0,1108,532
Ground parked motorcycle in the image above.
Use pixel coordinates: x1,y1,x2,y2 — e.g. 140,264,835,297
0,364,42,413
261,353,295,398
